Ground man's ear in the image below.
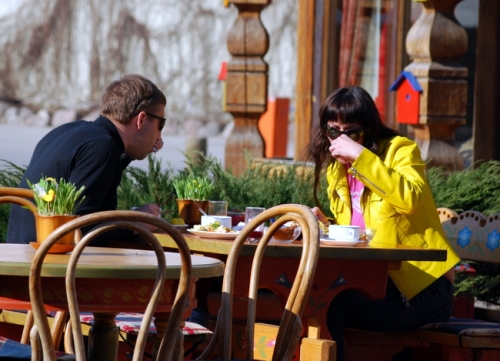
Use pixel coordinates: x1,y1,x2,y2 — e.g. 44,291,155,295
135,111,145,129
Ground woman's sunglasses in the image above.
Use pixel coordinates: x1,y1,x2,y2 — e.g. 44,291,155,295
324,125,364,141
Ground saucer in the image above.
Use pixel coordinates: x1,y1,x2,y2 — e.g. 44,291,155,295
30,242,76,254
319,238,362,246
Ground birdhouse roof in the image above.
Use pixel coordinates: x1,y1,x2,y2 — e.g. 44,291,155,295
389,71,423,92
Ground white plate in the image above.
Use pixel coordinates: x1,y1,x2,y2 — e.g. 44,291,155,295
320,237,363,246
187,229,240,240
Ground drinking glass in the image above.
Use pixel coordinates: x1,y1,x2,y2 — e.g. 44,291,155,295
245,207,265,243
208,201,228,216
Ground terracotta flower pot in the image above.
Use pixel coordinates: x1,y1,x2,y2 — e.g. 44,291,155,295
176,200,208,227
35,214,79,245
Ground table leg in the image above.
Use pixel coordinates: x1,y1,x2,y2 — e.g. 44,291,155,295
152,312,168,360
153,313,186,361
88,312,119,361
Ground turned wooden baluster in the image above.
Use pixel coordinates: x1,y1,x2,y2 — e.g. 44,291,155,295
224,0,271,175
405,0,468,171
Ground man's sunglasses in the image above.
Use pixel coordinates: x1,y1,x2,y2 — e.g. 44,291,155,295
145,112,166,131
324,125,364,141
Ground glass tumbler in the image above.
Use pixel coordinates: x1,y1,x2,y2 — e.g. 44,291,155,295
208,201,228,216
245,207,265,243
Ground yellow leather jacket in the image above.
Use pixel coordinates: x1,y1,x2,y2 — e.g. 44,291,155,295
326,135,460,299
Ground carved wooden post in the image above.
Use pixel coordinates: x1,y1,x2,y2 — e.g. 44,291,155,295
224,0,270,175
405,0,468,171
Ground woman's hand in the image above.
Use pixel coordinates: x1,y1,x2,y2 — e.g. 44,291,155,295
329,135,365,164
311,207,329,226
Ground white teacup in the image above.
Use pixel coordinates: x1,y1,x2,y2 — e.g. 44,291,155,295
201,215,232,229
328,225,360,241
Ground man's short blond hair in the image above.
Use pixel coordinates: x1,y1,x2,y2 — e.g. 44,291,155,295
101,74,167,124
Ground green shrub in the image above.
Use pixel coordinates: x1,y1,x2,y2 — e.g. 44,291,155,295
162,152,330,213
426,160,500,304
454,262,500,305
427,160,500,215
117,155,177,215
0,160,26,242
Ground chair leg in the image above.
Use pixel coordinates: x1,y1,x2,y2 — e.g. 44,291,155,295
64,319,75,354
20,311,34,344
50,311,69,349
17,310,68,350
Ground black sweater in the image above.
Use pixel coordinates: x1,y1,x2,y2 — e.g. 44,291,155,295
7,116,134,246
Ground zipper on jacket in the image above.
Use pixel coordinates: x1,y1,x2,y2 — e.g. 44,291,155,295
350,166,386,195
401,293,410,307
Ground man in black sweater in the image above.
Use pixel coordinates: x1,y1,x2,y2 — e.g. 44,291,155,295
7,74,166,246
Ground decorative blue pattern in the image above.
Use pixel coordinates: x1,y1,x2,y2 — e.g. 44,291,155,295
457,226,472,248
276,273,292,289
486,230,500,252
328,274,347,291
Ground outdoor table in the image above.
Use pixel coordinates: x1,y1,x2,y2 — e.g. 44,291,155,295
155,233,447,342
0,244,224,361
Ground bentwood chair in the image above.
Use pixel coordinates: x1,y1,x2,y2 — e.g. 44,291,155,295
0,187,69,353
28,210,192,361
196,204,320,361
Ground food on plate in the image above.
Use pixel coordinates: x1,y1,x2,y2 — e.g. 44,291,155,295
359,228,375,242
273,221,300,240
318,221,329,235
193,221,236,233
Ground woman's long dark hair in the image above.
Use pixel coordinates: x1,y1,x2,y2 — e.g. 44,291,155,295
305,86,399,207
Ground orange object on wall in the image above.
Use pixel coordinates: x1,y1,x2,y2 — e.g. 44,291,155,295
394,80,420,125
258,98,290,158
389,71,422,125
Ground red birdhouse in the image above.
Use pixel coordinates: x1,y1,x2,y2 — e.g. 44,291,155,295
389,71,423,125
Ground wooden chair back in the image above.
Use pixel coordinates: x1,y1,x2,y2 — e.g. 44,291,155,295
0,187,34,198
196,204,320,361
0,187,70,350
437,207,500,262
0,187,36,213
28,210,192,361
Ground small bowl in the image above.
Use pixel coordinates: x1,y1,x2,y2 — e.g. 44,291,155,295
201,215,232,229
267,224,301,244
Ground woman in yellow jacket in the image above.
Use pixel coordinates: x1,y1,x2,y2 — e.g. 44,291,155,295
307,86,460,361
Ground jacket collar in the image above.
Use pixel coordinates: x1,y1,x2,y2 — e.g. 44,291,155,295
94,115,125,155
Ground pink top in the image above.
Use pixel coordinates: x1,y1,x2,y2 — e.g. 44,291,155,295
347,165,366,228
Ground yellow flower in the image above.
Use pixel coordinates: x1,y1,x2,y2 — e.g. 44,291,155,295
42,189,55,202
27,176,85,216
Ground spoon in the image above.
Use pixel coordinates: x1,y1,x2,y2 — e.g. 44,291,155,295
158,193,175,209
194,201,208,216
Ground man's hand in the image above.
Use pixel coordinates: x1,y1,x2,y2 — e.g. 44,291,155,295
133,203,161,231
